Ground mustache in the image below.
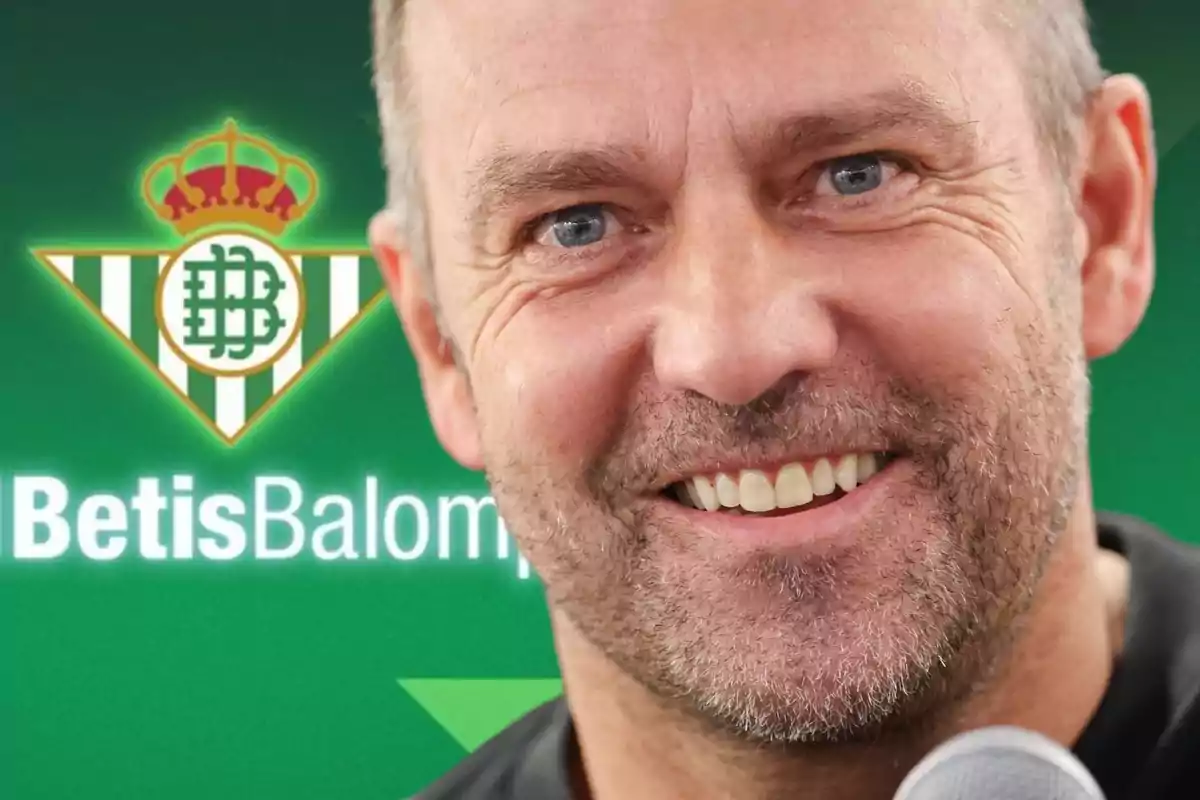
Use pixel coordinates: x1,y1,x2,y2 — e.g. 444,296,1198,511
590,374,949,496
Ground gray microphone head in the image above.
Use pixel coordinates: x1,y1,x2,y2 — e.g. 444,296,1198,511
893,726,1105,800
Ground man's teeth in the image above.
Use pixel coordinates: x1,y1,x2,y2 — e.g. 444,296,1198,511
677,453,882,514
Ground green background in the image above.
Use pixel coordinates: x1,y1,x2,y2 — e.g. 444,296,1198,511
1,1,1197,797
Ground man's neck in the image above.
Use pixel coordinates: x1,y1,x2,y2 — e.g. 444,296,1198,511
554,503,1117,800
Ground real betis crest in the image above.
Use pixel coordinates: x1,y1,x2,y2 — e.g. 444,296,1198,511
31,119,383,445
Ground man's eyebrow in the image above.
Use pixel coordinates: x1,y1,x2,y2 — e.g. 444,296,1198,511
465,146,652,232
738,85,979,170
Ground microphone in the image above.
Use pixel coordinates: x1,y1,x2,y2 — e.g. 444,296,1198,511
893,726,1105,799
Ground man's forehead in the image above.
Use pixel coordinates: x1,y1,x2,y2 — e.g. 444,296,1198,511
404,0,998,90
403,0,1018,188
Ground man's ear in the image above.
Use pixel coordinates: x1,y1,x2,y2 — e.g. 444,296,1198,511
1077,74,1157,359
369,210,484,471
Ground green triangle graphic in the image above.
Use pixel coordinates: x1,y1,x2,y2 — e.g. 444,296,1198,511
399,678,564,752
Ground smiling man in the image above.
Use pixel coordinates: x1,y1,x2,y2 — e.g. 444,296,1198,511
368,1,1200,798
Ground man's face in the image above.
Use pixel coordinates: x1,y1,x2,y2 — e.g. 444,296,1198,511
402,0,1089,741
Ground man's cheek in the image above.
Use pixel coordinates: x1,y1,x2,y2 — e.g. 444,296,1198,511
840,244,1028,391
479,288,651,450
483,339,629,464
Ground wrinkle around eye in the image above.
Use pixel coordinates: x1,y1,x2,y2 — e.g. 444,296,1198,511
460,248,523,364
464,274,535,369
461,246,603,369
782,173,926,227
902,187,1036,304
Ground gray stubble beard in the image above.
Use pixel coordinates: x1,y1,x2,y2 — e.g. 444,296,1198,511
482,266,1088,748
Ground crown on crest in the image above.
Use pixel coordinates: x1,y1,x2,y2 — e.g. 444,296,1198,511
141,119,318,237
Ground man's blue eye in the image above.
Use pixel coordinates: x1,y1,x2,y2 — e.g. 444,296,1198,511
828,155,885,196
549,204,608,247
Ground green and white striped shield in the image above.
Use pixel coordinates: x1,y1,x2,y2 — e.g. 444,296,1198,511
31,238,384,445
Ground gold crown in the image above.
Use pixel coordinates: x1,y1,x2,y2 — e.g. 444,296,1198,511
141,119,318,237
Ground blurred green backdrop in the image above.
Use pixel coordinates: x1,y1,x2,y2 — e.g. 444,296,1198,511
0,1,1197,797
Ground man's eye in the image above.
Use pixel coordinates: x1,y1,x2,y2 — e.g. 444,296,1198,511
533,204,622,249
814,154,902,198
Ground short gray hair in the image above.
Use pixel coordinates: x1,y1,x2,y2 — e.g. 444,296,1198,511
371,0,428,275
984,0,1108,178
371,0,1106,275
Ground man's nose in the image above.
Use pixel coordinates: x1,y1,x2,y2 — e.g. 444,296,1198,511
650,199,839,407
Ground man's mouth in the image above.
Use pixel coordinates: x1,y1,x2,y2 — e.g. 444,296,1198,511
663,452,897,518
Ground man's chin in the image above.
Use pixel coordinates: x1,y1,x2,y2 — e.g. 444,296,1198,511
622,571,982,745
654,635,961,746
